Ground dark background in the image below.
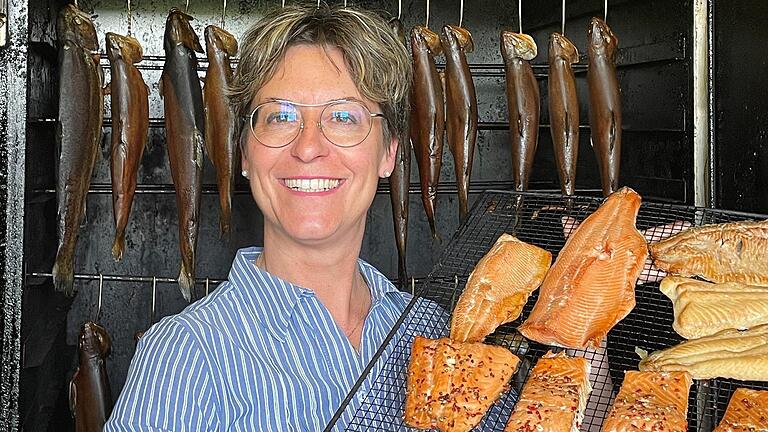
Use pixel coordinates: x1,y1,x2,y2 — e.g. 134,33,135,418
0,0,764,430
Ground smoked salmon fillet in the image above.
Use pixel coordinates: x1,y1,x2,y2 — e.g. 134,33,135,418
450,234,552,342
404,336,520,432
638,323,768,380
650,220,768,286
713,388,768,432
660,276,768,339
601,371,692,432
518,187,648,349
504,351,592,432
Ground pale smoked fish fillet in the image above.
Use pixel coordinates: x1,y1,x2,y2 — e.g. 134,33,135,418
660,276,768,339
450,234,552,342
638,323,768,380
713,388,768,432
650,219,768,286
404,336,520,432
518,187,648,349
601,371,692,432
504,351,592,432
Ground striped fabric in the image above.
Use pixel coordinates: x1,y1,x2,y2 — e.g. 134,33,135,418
104,247,413,431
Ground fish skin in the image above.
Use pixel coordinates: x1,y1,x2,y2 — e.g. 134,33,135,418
161,8,205,302
450,234,551,343
714,388,768,432
548,32,580,196
52,4,103,296
519,187,648,349
204,25,238,238
410,26,444,240
587,17,622,196
69,321,113,432
105,32,149,262
441,25,478,222
388,18,411,285
650,219,768,287
501,31,539,192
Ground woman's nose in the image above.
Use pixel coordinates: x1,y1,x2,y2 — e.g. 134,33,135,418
290,120,331,162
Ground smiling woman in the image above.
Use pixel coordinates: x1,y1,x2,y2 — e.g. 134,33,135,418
103,3,415,432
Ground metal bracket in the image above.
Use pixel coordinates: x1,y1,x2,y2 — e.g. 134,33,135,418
0,0,6,48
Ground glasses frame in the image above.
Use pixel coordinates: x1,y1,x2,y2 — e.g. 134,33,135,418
243,98,386,148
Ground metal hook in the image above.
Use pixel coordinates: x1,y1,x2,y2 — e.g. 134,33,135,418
185,0,189,13
411,277,415,296
205,278,210,296
459,0,464,27
96,273,103,321
425,0,430,28
604,0,608,22
518,0,522,34
561,0,565,35
398,0,402,20
316,0,320,9
221,0,227,29
281,0,285,7
151,276,157,325
74,0,79,9
343,0,347,8
127,0,133,38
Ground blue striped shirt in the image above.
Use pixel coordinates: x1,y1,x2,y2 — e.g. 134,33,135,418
104,247,412,431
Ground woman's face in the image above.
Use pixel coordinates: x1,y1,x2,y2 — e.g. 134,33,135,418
242,44,397,247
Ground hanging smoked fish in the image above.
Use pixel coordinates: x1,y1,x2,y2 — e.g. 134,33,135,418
69,321,113,432
501,31,539,192
160,8,205,302
548,32,579,195
204,25,238,238
388,17,410,284
105,32,149,261
441,25,477,222
410,25,444,240
52,4,103,296
587,17,621,196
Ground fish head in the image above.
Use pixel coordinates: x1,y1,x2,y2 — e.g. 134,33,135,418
411,25,443,55
78,321,111,358
205,25,239,57
501,31,537,61
588,17,618,58
106,32,144,64
57,4,99,52
442,25,475,53
549,32,579,64
388,18,407,45
165,7,204,54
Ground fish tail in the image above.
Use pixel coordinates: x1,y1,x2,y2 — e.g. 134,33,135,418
178,263,194,302
52,254,75,296
219,192,232,238
397,260,408,289
112,232,125,262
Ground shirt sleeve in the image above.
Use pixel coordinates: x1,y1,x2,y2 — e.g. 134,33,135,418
103,318,220,432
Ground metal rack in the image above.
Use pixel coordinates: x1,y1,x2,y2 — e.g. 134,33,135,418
327,190,768,432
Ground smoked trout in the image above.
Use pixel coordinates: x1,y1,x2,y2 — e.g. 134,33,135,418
69,321,113,432
441,25,478,221
501,31,539,192
410,26,444,240
388,18,410,284
160,8,205,302
548,32,579,195
587,17,621,196
203,25,238,237
52,4,103,296
105,33,149,262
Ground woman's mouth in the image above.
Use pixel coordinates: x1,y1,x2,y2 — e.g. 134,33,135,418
281,178,343,193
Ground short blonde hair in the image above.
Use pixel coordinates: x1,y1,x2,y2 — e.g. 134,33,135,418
230,2,412,147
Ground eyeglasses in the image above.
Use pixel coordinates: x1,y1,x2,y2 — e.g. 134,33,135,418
244,98,385,148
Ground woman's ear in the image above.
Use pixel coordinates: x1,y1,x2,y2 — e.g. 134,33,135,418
381,137,398,177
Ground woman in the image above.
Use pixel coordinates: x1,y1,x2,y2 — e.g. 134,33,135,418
105,3,413,431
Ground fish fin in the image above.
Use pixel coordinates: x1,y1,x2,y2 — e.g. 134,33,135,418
68,378,77,417
53,255,75,296
178,264,193,302
112,232,125,262
103,82,111,96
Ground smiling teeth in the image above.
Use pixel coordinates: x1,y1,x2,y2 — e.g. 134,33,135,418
284,178,341,192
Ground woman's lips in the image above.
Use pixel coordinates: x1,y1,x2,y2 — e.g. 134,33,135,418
280,177,344,193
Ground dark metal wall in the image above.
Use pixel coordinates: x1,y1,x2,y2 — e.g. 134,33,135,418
714,0,768,214
16,0,693,430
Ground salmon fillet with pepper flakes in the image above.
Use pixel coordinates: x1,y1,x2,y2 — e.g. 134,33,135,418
404,336,520,432
504,351,592,432
713,388,768,432
601,371,692,432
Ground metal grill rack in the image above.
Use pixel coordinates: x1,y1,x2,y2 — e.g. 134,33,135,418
329,190,768,432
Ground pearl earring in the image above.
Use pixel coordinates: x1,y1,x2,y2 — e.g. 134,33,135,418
383,171,391,178
241,170,249,178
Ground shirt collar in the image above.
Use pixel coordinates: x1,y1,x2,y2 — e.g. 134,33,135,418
227,247,401,340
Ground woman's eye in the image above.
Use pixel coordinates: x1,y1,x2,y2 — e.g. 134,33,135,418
330,111,358,124
267,112,298,124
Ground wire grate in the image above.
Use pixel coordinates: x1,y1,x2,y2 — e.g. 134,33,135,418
336,190,768,432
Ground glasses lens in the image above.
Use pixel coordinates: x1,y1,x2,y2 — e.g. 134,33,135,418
320,102,372,147
251,101,301,147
